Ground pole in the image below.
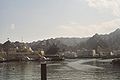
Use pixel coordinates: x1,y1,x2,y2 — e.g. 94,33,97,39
41,63,47,80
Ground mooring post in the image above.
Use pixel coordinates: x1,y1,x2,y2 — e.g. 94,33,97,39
41,63,47,80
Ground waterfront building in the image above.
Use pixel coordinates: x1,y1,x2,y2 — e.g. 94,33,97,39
76,49,93,58
64,51,77,58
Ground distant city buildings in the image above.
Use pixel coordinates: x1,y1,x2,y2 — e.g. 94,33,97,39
61,47,120,58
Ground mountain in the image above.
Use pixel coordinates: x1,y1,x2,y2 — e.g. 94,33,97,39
25,28,120,51
27,37,89,51
2,40,16,52
107,28,120,50
0,43,2,51
86,28,120,50
55,37,89,47
1,28,120,53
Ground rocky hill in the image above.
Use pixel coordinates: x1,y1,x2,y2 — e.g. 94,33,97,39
1,28,120,52
86,28,120,50
55,37,89,47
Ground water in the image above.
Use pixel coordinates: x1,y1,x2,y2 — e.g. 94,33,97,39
0,59,120,80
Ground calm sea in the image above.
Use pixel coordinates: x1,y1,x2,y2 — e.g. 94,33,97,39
0,59,120,80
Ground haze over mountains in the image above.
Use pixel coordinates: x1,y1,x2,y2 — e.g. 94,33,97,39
87,28,120,50
1,28,120,52
28,28,120,51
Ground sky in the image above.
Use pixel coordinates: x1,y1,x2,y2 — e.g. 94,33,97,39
0,0,120,43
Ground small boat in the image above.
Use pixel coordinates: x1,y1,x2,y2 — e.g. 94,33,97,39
112,58,120,65
44,55,64,61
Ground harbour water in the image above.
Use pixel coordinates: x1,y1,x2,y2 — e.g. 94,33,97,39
0,59,120,80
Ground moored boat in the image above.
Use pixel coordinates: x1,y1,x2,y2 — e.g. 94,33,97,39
112,58,120,65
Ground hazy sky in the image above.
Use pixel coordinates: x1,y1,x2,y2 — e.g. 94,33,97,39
0,0,120,43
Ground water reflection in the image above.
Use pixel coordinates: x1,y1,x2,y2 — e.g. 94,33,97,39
0,62,41,80
0,59,120,80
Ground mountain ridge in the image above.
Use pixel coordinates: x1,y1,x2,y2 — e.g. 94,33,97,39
1,28,120,51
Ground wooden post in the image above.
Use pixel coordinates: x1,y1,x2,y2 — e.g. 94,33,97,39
41,63,47,80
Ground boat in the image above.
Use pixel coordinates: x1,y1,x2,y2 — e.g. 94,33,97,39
44,55,64,61
112,58,120,65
